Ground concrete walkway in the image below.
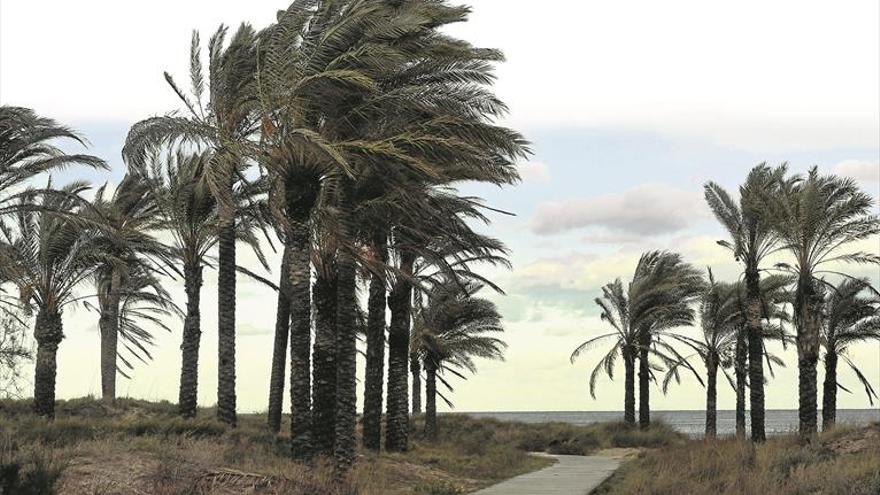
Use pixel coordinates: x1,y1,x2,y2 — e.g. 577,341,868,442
472,454,620,495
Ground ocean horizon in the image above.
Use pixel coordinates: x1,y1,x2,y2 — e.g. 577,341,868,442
458,409,880,437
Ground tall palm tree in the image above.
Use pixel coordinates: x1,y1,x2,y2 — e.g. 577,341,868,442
86,263,179,384
726,274,793,436
704,163,789,442
0,182,101,417
772,167,880,438
86,175,170,402
0,106,106,218
124,24,260,426
571,279,640,425
664,273,736,438
632,252,703,429
133,149,266,418
411,279,506,440
818,278,880,430
571,253,702,427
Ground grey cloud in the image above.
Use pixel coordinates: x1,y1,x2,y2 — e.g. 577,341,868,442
834,160,879,183
530,184,705,236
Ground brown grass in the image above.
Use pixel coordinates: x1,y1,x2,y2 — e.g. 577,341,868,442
593,423,880,495
0,397,685,494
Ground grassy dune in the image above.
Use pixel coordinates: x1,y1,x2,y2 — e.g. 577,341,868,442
0,397,682,494
594,423,880,495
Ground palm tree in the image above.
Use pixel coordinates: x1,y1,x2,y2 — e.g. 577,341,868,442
86,263,179,384
411,279,506,439
0,106,106,218
362,227,389,451
662,273,743,438
0,182,101,417
133,149,266,418
727,274,793,436
772,167,880,438
571,279,640,425
571,253,702,427
86,175,170,402
704,163,789,442
124,24,260,426
818,278,880,430
632,252,703,429
258,0,527,463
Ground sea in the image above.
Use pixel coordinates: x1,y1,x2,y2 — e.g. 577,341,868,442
462,409,880,438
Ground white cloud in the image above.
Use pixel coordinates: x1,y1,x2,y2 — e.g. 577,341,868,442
834,159,880,183
530,184,707,236
519,161,551,183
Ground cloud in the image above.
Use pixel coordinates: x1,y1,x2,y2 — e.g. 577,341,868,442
834,160,879,183
530,184,707,236
519,161,551,183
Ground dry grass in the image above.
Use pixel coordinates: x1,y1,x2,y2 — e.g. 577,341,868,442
593,423,880,495
3,397,672,494
0,397,687,494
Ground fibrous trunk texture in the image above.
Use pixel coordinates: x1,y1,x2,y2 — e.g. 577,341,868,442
705,353,718,439
734,326,747,437
411,353,422,415
362,234,388,452
798,276,821,439
623,347,636,425
267,246,291,433
822,353,838,430
333,183,358,472
386,252,415,452
34,309,63,418
216,215,237,426
178,263,203,418
311,269,337,457
745,267,766,442
425,361,437,440
288,219,312,459
638,331,650,429
99,269,122,403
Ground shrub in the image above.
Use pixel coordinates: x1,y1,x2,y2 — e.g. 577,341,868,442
0,436,67,495
413,480,465,495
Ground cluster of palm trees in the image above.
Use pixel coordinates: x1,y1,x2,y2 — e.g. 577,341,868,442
573,163,880,441
1,0,524,473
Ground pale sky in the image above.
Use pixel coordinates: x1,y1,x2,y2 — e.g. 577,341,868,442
1,0,879,414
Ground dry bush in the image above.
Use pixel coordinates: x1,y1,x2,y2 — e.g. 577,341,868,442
594,425,880,495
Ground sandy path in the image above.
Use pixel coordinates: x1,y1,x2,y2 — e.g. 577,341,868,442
471,454,620,495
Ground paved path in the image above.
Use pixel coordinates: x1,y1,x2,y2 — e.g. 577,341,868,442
472,454,620,495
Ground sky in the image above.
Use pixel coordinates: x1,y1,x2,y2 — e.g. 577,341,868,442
1,0,879,414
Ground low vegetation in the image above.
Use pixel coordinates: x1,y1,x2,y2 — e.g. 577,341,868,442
594,423,880,495
0,398,685,494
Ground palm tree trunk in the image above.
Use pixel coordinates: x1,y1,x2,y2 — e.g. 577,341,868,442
288,219,312,459
745,267,766,442
178,263,203,418
797,277,821,439
638,331,650,429
734,326,747,438
362,233,388,452
216,214,237,426
99,268,122,403
411,353,422,415
705,353,718,439
623,347,636,425
822,352,837,430
425,361,437,440
311,268,337,457
33,308,63,418
333,183,358,471
386,252,415,452
267,245,291,433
